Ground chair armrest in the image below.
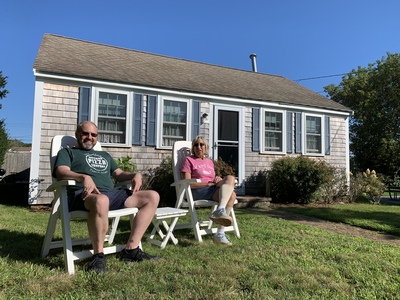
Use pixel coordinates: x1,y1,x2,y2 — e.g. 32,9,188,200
46,180,76,192
114,181,132,190
170,178,200,187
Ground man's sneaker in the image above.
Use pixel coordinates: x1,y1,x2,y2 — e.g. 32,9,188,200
120,247,159,263
86,252,106,273
209,208,232,226
213,233,233,246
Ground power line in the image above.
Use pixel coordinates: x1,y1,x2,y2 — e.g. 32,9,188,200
295,73,347,82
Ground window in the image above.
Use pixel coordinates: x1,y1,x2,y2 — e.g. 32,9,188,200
260,109,285,153
95,89,131,146
160,97,188,147
305,114,323,154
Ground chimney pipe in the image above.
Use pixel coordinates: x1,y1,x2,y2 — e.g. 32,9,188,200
249,53,257,72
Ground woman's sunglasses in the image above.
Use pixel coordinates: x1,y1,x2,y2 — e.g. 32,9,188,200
194,143,205,147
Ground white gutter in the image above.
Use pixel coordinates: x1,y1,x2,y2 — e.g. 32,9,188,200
33,70,352,117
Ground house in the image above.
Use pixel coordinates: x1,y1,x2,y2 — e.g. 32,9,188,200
29,34,352,205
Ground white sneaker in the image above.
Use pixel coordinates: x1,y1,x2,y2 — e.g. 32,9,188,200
213,233,232,246
209,208,232,226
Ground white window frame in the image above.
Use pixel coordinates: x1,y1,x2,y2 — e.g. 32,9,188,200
260,108,286,154
304,113,324,156
92,87,133,147
157,95,192,149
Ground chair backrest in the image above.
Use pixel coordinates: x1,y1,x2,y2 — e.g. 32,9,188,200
50,135,102,175
172,141,192,183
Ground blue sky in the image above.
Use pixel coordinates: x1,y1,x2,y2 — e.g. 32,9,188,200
2,0,400,143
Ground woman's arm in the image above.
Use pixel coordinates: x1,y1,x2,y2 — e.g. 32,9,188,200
182,172,215,189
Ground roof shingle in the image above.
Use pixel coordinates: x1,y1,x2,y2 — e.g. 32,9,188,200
33,34,351,113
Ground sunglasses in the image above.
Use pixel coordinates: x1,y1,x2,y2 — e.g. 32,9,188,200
81,131,98,138
194,143,205,147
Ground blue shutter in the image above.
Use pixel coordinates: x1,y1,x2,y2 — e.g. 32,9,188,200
132,93,143,145
286,111,293,153
78,87,91,123
192,100,200,140
252,108,260,152
295,112,302,154
146,95,157,146
325,116,331,155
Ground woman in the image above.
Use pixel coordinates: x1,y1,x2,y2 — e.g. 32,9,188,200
181,136,236,246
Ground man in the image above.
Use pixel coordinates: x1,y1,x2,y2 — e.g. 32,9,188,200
53,121,159,273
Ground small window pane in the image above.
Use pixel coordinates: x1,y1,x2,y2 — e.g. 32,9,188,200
97,91,127,144
264,112,283,151
306,116,321,153
162,100,187,146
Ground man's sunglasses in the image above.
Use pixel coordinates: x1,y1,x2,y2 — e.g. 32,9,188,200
81,131,98,138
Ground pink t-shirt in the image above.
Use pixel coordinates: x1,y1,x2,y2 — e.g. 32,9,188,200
181,155,215,183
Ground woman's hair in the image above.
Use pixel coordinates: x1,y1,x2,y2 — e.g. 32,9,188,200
191,136,209,155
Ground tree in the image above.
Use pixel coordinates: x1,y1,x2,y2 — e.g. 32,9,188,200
0,71,9,166
325,53,400,177
0,71,9,109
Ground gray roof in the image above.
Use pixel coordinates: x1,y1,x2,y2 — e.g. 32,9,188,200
34,34,351,113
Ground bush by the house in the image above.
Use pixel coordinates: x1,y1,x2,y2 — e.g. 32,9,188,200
349,169,386,203
268,156,332,204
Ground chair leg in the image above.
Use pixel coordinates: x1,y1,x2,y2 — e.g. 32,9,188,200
41,199,61,257
107,216,120,244
230,209,241,238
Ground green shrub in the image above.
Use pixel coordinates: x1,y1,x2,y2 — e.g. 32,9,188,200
317,167,349,204
349,169,386,203
213,157,235,177
268,156,332,204
149,156,176,207
114,155,138,173
0,120,8,167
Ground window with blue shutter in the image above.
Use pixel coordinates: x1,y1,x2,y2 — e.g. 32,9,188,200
146,95,157,146
286,111,293,153
78,87,91,123
295,112,302,153
325,116,331,155
252,108,260,152
192,100,200,140
132,93,143,145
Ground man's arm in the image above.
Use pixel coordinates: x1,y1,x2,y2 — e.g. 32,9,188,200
55,165,100,199
113,168,142,192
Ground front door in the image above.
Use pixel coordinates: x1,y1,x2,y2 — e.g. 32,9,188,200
212,105,244,193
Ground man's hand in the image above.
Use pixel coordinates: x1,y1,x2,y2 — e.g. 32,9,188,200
131,173,142,192
82,175,100,200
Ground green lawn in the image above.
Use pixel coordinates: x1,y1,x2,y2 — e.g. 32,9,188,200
1,203,400,299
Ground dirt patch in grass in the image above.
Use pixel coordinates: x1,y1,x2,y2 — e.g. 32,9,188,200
248,203,400,246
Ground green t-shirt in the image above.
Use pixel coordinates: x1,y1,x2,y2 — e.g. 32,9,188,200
53,147,119,192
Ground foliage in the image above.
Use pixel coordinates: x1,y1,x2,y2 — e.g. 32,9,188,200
316,167,349,204
0,70,9,109
348,169,386,203
325,52,400,177
268,156,333,204
245,169,268,196
0,120,8,167
213,157,235,177
148,155,176,207
114,155,138,174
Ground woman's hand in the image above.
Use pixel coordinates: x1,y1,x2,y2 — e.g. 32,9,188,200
214,176,222,183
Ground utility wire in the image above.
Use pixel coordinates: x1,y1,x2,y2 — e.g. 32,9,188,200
295,73,347,82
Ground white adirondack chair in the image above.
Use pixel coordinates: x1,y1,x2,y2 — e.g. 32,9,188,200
170,140,240,242
41,135,139,274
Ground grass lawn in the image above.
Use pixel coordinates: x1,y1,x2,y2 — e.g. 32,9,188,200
1,202,400,299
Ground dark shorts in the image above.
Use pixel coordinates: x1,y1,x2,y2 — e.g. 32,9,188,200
68,189,133,212
191,186,218,200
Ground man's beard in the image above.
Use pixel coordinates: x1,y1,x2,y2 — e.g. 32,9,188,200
81,140,95,150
